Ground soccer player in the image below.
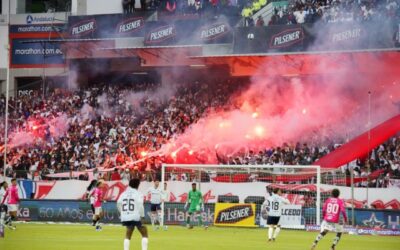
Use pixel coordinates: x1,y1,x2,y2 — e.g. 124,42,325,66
90,181,104,231
160,182,170,230
147,180,162,230
262,188,290,242
185,183,206,229
0,178,19,230
311,189,347,250
117,178,148,250
86,180,97,226
0,182,8,227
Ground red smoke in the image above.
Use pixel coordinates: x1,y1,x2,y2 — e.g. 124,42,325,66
158,58,400,163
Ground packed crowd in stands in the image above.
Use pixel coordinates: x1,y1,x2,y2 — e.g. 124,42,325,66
0,79,244,181
0,79,398,187
266,0,400,26
122,0,243,16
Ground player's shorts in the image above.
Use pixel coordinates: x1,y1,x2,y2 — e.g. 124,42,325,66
320,220,344,233
122,220,143,229
150,203,161,212
188,204,201,214
267,216,281,225
7,204,18,212
94,207,102,215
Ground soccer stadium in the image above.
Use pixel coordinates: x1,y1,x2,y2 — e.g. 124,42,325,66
0,0,399,249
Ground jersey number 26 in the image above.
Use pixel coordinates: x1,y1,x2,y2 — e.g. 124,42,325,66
122,199,135,212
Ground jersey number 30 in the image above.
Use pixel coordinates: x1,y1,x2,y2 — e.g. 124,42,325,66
122,199,135,212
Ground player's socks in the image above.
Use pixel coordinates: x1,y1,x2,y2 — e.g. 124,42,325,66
141,237,148,250
0,214,5,225
331,233,342,249
157,212,162,226
5,216,12,226
273,226,281,240
186,216,191,227
313,231,327,246
268,227,273,240
124,239,130,250
198,214,203,226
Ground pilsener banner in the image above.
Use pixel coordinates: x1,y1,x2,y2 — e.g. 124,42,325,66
259,205,303,229
214,203,257,227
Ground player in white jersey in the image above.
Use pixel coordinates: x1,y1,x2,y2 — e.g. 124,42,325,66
117,178,148,250
147,180,162,230
160,182,169,230
85,180,97,226
261,188,290,242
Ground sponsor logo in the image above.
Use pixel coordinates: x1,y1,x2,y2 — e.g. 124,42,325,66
18,90,34,97
166,207,214,224
281,208,301,216
26,15,33,24
26,15,55,25
146,25,176,43
117,17,144,34
270,28,304,48
362,213,385,228
70,19,96,37
18,207,30,218
200,23,229,41
215,204,254,223
332,28,361,42
14,48,63,56
306,225,400,236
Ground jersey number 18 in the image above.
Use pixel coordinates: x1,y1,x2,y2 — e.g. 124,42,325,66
267,201,279,211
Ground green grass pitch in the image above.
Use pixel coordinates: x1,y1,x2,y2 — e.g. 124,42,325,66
0,224,399,250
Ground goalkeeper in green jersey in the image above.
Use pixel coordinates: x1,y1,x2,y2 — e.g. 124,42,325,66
185,183,207,229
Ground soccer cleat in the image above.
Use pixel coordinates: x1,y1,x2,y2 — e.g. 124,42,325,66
6,224,16,230
310,243,316,250
163,226,168,231
272,238,275,242
204,225,208,230
95,225,102,231
331,246,335,250
188,225,194,229
268,239,272,242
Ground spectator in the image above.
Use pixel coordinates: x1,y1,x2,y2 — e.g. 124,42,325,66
256,16,265,26
111,168,121,181
122,0,130,14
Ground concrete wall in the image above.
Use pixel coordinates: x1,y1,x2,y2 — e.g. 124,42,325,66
72,0,124,15
0,25,7,69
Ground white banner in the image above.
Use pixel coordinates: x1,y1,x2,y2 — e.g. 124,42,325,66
260,205,303,229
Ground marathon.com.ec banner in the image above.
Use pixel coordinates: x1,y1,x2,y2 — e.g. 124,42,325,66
214,203,257,227
259,205,303,229
9,24,66,68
